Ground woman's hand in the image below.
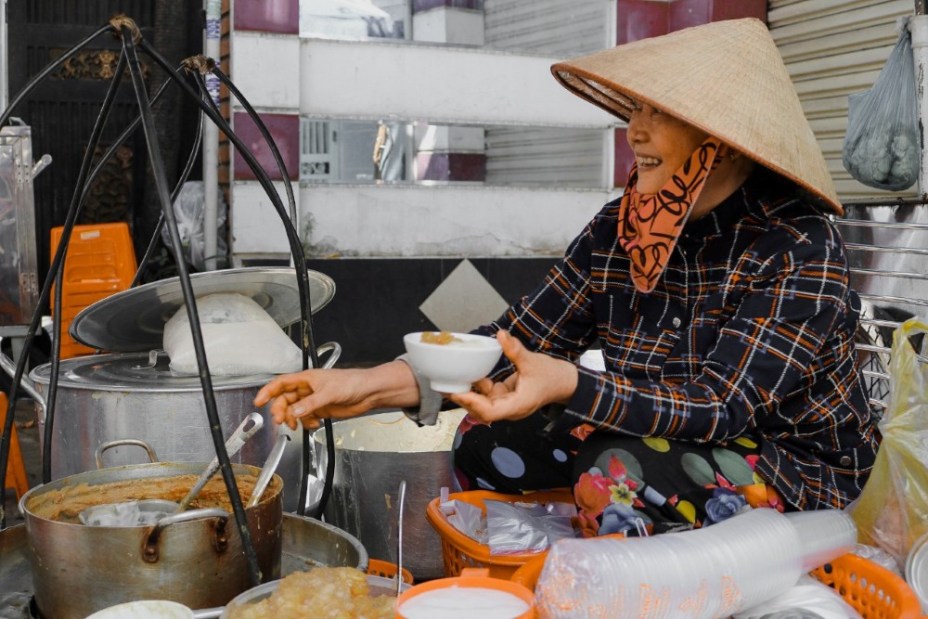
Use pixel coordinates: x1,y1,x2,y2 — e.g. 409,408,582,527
253,360,419,430
449,330,578,423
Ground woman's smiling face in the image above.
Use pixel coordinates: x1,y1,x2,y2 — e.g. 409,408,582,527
626,102,709,195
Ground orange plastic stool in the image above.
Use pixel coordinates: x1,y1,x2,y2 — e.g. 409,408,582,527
0,393,29,500
49,222,137,358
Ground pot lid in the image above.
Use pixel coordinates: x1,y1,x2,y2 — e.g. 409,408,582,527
30,351,271,391
70,267,336,353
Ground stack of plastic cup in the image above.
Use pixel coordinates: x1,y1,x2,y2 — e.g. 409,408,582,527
534,507,856,619
783,510,857,572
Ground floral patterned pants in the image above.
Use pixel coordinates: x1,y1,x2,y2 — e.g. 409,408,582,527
451,412,783,537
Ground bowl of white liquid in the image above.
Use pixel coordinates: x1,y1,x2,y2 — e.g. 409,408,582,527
396,567,534,619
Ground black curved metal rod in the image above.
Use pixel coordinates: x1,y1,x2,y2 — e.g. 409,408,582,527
200,65,337,518
45,65,194,328
138,47,319,360
0,22,119,527
210,65,296,222
0,27,126,523
144,37,338,522
0,24,113,129
2,29,180,502
140,41,314,368
42,53,181,483
120,26,261,586
43,50,134,482
42,64,198,478
130,127,204,286
131,72,206,288
138,43,312,355
188,63,333,518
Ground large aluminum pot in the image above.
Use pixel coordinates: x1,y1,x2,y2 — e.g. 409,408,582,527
313,409,466,580
0,514,370,619
0,343,340,513
18,460,283,619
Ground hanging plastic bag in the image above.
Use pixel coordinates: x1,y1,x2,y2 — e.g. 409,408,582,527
848,318,928,564
842,19,920,191
161,181,228,271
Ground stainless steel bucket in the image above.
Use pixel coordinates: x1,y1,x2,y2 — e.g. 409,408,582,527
313,410,466,580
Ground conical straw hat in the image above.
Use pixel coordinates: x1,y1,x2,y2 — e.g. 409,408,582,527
551,18,842,215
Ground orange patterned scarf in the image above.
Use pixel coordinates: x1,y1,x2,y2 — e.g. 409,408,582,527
618,137,723,293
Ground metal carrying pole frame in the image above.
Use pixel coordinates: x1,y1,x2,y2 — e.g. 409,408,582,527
0,15,327,588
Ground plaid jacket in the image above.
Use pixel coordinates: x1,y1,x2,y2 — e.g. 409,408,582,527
480,171,879,510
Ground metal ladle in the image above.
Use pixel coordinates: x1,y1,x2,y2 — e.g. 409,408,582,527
79,412,264,526
396,479,407,597
246,429,291,508
175,412,264,511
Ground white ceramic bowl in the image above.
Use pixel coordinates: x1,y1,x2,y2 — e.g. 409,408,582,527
403,332,503,394
85,600,194,619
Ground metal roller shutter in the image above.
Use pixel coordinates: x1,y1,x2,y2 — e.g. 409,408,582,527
483,0,614,188
768,0,915,200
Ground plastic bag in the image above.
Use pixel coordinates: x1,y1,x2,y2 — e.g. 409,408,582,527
842,19,920,191
733,575,862,619
848,318,928,564
161,181,228,271
437,497,578,553
163,292,302,376
852,542,902,576
440,498,487,545
485,499,578,555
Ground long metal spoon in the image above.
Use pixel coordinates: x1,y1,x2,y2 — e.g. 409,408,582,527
246,430,290,508
396,479,407,597
78,412,264,526
176,411,264,511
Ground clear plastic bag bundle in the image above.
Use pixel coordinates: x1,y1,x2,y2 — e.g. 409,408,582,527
485,499,577,555
534,508,856,619
842,20,920,191
163,292,302,376
848,319,928,564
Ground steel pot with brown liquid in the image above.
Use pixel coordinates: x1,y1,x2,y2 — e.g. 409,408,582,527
18,459,284,618
0,267,339,513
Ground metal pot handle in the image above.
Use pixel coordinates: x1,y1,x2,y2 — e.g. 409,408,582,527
0,337,47,409
316,341,341,369
95,439,161,468
143,508,230,563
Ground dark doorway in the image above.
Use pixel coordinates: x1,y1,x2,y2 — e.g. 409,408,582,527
5,1,202,292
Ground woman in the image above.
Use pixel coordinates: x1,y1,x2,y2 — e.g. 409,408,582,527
255,18,879,535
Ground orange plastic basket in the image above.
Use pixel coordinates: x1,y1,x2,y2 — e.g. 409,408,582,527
509,552,548,592
425,488,574,579
366,558,414,585
811,553,923,619
512,551,923,619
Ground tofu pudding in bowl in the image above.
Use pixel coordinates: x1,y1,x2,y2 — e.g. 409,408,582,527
403,331,502,393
